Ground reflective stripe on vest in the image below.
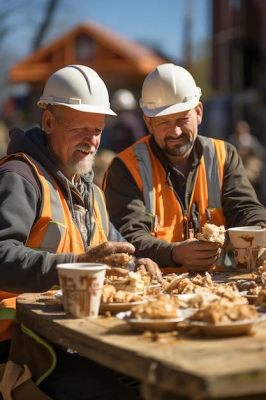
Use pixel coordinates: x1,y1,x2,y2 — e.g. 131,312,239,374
0,153,109,252
117,136,226,269
93,185,109,239
134,142,155,215
133,136,222,216
28,157,66,252
200,136,221,209
0,153,109,342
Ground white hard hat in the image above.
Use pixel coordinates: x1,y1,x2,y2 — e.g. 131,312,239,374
37,64,116,116
112,89,137,111
140,63,201,117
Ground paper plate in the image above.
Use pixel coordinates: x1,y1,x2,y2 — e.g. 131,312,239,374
125,309,194,332
187,319,256,336
99,300,147,314
126,317,183,332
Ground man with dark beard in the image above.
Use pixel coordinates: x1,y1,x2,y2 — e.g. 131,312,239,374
0,65,160,400
104,63,266,272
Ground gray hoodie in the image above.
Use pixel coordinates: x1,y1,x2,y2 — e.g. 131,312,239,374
0,127,122,292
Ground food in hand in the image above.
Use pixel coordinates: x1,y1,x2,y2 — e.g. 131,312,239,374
196,223,225,245
100,253,133,268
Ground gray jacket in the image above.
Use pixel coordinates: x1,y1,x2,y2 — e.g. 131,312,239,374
0,127,123,293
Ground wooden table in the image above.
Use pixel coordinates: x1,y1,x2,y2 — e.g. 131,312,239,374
16,292,266,400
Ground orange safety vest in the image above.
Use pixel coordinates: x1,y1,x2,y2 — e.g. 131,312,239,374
0,153,109,341
116,135,227,270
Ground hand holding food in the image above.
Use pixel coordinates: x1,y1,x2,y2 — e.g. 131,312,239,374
171,238,220,271
196,223,226,245
76,241,135,268
135,258,163,283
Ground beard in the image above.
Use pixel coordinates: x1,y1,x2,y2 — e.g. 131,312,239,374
70,150,96,176
163,135,194,157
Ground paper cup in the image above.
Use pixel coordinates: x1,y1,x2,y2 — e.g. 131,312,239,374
56,263,107,318
228,226,266,272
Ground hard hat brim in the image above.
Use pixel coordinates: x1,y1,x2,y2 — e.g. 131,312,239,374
141,96,200,117
37,101,117,116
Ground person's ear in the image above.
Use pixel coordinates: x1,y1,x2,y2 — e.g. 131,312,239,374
42,109,56,134
195,102,203,125
143,115,153,133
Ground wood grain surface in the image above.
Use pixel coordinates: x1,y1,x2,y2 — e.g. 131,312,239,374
16,280,266,400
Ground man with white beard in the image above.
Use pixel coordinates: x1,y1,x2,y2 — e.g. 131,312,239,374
0,65,159,400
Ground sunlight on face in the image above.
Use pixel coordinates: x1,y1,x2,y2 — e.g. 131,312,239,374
70,148,96,177
45,106,105,180
146,107,202,160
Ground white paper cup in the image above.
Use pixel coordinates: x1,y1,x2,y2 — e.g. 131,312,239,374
56,263,107,318
228,226,266,272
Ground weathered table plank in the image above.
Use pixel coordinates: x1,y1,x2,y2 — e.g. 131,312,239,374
16,292,266,400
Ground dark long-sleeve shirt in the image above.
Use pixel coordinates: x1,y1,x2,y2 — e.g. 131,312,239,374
104,135,266,267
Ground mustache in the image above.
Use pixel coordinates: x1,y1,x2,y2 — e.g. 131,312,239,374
164,135,189,142
74,144,96,154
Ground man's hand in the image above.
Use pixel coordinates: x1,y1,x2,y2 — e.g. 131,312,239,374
76,241,135,268
135,258,163,282
171,239,221,272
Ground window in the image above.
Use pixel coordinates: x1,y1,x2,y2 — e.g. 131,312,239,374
76,34,96,61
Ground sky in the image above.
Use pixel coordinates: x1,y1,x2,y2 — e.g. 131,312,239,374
2,0,211,62
0,0,211,101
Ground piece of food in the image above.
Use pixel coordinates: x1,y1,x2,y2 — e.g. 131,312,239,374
256,288,266,309
196,223,225,245
258,261,266,275
131,295,180,319
101,284,143,303
100,253,133,268
101,284,117,303
189,302,257,325
163,272,214,295
105,271,145,293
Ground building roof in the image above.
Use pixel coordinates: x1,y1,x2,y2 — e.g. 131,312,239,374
9,21,166,84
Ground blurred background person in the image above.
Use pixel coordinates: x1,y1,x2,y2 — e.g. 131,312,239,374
101,89,147,153
227,120,266,205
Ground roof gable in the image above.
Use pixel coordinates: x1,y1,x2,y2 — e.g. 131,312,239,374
9,21,166,84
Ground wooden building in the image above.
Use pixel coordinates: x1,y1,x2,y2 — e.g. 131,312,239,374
9,21,166,97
